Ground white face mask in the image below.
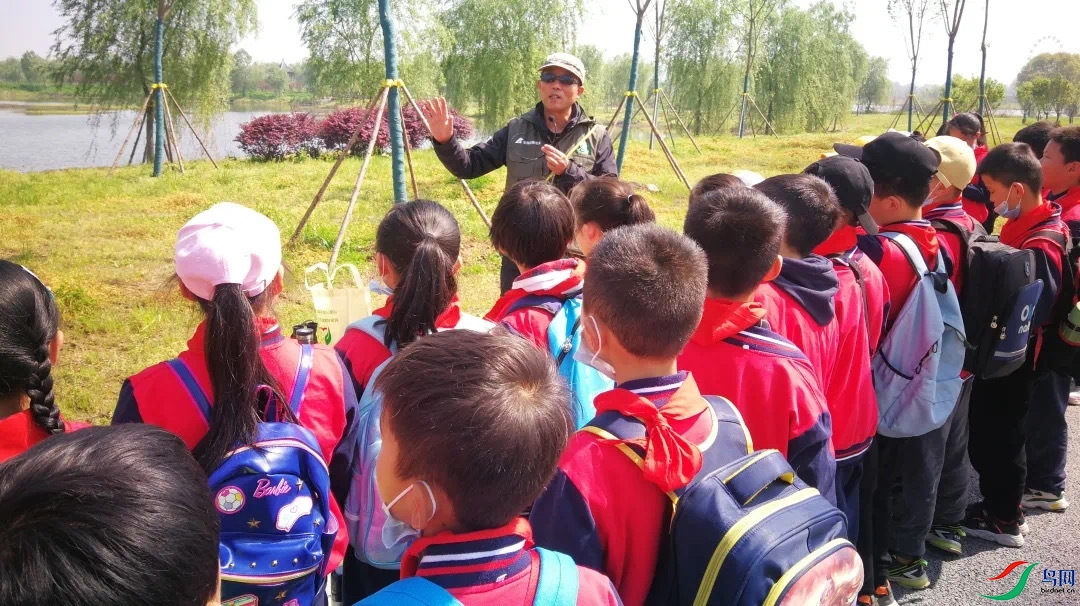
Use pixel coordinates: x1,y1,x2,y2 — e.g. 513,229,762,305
379,480,436,551
922,181,944,207
573,315,617,381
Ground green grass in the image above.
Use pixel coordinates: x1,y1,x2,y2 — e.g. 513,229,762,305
0,112,1031,423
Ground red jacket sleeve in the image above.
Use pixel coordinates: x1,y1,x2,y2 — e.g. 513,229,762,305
499,307,556,351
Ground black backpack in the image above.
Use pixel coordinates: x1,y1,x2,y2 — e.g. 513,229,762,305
931,218,1043,379
1026,227,1080,377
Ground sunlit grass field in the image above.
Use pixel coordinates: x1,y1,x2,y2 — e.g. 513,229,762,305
0,112,1030,422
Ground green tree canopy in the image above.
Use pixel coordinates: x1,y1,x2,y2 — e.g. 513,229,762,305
948,74,1004,114
666,0,740,134
859,56,891,113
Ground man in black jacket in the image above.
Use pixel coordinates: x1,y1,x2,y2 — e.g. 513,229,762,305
419,52,617,292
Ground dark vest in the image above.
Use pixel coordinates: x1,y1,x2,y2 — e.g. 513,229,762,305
504,110,606,189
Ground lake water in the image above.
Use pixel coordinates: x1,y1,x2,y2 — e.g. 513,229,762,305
0,105,272,172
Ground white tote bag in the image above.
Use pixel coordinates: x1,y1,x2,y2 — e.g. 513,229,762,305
304,262,372,346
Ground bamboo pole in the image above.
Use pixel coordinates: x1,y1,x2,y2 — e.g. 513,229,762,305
328,87,391,271
747,95,779,138
162,96,185,173
398,82,492,228
164,87,219,169
637,99,690,189
657,93,679,154
128,110,147,166
606,95,628,132
660,89,700,152
399,101,419,200
290,90,386,244
107,92,154,177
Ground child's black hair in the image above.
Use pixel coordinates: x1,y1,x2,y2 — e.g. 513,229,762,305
375,329,573,532
490,180,575,268
570,176,656,231
690,173,747,208
754,174,842,257
1014,121,1056,159
584,224,708,359
873,175,933,210
684,187,787,298
0,260,63,435
948,112,986,147
0,424,220,606
1049,126,1080,165
376,200,461,348
977,142,1044,194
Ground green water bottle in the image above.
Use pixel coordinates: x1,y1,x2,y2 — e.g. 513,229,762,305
1059,302,1080,347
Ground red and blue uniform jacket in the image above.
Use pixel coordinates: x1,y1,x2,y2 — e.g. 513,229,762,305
755,255,874,459
335,296,482,397
962,145,992,224
815,225,890,353
924,197,980,294
111,317,359,570
1050,187,1080,234
999,202,1069,335
530,372,733,606
390,518,622,605
0,410,88,464
485,259,585,351
857,219,941,332
677,298,836,501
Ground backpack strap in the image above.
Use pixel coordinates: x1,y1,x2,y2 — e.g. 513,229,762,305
703,395,754,454
289,343,314,415
832,251,873,343
1029,228,1070,254
165,358,212,425
507,294,565,316
556,316,582,367
534,548,580,606
881,232,930,277
582,412,679,503
349,315,398,354
357,576,463,605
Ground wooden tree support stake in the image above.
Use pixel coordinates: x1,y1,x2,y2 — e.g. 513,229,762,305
162,96,185,174
637,99,690,190
107,92,154,177
398,102,419,199
164,88,219,169
660,89,701,152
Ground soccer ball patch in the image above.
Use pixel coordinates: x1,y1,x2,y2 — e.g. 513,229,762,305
216,486,246,514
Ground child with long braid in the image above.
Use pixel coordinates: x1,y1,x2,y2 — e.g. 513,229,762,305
0,260,81,463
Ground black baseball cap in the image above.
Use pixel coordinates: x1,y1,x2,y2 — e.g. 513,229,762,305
834,131,940,185
804,155,878,235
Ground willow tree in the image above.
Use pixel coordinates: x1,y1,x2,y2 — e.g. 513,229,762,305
888,0,934,131
940,0,967,122
51,0,256,175
735,0,778,137
440,0,582,131
666,0,740,134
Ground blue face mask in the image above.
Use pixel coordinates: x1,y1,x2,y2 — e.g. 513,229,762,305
379,480,436,551
369,278,394,297
994,187,1021,220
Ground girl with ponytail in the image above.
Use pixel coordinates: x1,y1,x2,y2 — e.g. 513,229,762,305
0,261,79,463
112,202,358,581
334,200,492,603
569,176,656,257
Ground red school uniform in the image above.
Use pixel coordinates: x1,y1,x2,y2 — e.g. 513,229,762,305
857,220,941,331
334,296,488,396
0,410,89,464
530,372,729,606
1050,187,1080,230
485,259,585,351
390,518,622,605
814,225,891,353
924,197,981,294
112,317,359,570
999,202,1069,334
677,298,836,500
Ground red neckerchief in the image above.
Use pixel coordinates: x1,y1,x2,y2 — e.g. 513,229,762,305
690,297,767,346
373,294,463,328
485,259,585,321
400,517,533,578
592,375,706,492
814,225,858,257
1000,201,1055,248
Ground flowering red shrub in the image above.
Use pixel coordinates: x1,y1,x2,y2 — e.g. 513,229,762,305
319,104,475,155
235,113,321,161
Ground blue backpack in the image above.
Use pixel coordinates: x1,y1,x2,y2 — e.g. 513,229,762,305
343,314,493,569
873,232,968,438
167,345,336,606
586,401,861,606
355,547,578,605
506,294,614,428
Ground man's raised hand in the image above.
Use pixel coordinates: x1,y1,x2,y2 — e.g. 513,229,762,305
418,97,455,144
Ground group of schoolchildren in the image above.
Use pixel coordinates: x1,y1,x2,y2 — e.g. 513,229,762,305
2,119,1079,606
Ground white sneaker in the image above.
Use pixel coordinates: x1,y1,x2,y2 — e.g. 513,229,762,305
1022,489,1070,511
1069,390,1080,406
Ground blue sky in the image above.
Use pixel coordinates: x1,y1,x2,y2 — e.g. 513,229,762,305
1,0,1074,86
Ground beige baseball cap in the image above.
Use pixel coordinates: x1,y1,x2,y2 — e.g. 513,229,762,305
925,136,976,189
539,53,585,83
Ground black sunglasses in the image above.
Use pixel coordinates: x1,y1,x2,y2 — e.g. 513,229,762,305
540,72,580,86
